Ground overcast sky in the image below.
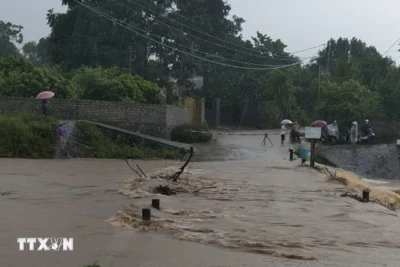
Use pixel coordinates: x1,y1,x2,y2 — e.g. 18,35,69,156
1,0,400,61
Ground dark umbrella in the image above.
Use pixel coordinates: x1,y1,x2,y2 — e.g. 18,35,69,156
311,120,327,128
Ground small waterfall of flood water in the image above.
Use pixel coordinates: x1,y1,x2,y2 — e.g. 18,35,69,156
319,144,400,180
54,120,77,159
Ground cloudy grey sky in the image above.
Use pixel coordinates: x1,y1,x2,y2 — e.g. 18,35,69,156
1,0,400,61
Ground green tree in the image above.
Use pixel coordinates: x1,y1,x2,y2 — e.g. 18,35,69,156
262,70,296,119
22,41,39,63
0,21,23,56
318,79,381,124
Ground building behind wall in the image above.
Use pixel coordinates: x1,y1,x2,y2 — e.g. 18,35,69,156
205,98,259,129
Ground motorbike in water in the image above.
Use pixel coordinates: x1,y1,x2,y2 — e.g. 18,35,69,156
358,128,376,144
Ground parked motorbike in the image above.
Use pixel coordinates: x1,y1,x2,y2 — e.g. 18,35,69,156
322,123,346,145
358,127,375,144
324,133,348,145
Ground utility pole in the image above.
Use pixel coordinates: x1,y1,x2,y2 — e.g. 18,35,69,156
179,53,184,97
127,45,133,71
326,40,331,73
318,65,321,115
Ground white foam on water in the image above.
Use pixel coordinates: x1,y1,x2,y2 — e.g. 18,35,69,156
361,178,391,185
110,165,321,261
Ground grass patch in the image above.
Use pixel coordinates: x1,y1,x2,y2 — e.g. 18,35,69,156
171,123,212,143
75,122,183,159
0,113,58,158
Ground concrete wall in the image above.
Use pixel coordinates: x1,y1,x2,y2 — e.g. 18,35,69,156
0,97,190,138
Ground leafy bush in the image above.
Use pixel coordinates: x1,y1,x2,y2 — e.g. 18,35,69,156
170,123,212,143
72,66,163,103
0,56,162,104
75,122,183,159
0,113,58,158
0,56,78,98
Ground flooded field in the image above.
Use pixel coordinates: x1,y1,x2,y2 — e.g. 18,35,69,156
1,131,400,267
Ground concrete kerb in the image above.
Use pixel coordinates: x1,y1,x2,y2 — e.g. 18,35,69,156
77,120,195,153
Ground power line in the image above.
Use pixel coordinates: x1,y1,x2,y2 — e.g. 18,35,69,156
187,52,321,69
74,0,306,71
383,37,400,56
111,0,294,61
111,0,323,62
120,0,325,58
92,2,312,68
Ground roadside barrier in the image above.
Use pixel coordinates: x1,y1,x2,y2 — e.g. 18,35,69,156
190,130,272,136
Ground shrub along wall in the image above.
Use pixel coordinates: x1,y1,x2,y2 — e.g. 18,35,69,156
0,97,191,139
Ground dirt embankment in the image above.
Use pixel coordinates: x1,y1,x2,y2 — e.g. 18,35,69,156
318,144,400,180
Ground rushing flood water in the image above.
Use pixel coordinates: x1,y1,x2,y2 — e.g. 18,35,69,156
109,160,400,266
1,130,400,266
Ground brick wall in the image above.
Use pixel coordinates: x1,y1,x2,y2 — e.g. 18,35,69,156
0,97,190,138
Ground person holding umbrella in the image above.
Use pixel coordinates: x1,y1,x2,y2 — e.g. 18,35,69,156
36,90,55,116
280,122,286,145
280,119,292,145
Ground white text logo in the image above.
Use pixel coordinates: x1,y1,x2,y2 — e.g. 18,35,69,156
17,238,74,251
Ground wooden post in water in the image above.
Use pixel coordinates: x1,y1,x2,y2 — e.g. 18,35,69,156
152,199,160,210
142,208,151,225
362,189,370,202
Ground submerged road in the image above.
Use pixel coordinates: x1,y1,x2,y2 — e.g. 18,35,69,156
0,130,400,267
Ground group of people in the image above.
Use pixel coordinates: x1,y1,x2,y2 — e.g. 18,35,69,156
348,119,372,145
280,119,373,146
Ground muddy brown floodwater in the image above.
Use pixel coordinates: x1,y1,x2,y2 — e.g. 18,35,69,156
1,130,400,267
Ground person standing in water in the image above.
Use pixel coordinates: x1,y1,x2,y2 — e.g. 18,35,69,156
292,121,301,143
350,121,358,145
57,122,67,153
280,123,286,145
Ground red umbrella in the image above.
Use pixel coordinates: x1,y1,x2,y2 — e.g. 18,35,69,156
311,120,327,128
36,91,55,100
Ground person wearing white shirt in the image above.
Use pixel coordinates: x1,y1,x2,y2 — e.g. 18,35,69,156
280,123,286,145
